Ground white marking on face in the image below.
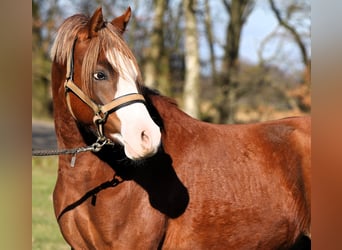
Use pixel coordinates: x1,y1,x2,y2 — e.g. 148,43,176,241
105,49,161,160
110,104,161,160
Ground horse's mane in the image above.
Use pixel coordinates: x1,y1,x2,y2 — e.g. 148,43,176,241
141,86,179,132
50,13,142,96
142,87,179,107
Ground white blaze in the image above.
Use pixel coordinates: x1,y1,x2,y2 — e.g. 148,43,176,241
106,50,161,160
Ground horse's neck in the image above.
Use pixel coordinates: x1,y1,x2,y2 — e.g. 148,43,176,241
51,63,86,149
53,98,85,149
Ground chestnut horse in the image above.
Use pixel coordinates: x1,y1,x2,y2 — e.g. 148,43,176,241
50,7,311,249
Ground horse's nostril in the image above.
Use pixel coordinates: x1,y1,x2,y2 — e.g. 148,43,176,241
141,130,151,146
141,130,147,140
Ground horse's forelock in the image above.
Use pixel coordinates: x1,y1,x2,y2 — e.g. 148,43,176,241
51,14,142,96
102,24,142,81
81,24,142,96
50,14,88,64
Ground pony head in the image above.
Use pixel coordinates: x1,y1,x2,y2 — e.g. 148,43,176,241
51,7,161,160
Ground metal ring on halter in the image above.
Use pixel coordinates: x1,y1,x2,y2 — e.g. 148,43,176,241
91,141,108,152
93,112,109,125
93,112,109,139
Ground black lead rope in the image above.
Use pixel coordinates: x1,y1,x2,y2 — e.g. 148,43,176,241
57,175,124,221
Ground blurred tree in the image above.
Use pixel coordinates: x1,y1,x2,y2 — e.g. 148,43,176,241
269,0,310,69
268,0,311,112
32,0,60,118
183,0,201,118
203,0,218,86
163,1,185,96
143,0,171,96
216,0,255,123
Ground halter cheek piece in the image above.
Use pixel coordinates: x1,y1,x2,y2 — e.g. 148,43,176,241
64,39,145,140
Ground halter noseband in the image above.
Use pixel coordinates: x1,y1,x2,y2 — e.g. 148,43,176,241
64,39,145,140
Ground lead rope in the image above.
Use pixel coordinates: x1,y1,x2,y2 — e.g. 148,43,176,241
57,174,124,221
32,138,113,167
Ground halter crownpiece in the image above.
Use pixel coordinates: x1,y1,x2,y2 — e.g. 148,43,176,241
64,38,146,139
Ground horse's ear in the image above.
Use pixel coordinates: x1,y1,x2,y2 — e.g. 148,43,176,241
111,7,131,34
88,7,105,37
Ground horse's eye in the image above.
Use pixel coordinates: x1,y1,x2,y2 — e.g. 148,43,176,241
93,72,106,81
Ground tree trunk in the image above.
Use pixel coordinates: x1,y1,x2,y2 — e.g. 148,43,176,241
268,0,309,68
143,0,171,95
204,0,218,86
183,0,201,119
217,0,254,123
268,0,311,111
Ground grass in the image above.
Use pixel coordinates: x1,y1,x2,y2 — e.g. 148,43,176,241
32,157,69,250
